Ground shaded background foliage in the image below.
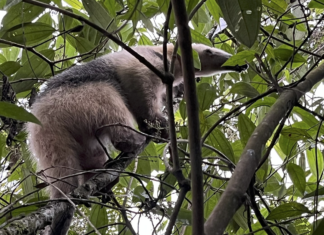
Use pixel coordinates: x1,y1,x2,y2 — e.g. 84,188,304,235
0,0,324,234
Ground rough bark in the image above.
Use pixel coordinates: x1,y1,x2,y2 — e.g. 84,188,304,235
170,0,204,234
204,63,324,235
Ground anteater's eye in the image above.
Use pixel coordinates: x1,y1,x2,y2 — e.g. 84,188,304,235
205,49,213,55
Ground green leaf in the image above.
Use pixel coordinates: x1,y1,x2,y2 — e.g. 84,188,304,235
179,100,187,120
0,101,41,124
262,0,287,13
299,151,306,171
266,202,310,220
16,50,54,79
187,0,198,13
59,13,83,33
55,36,77,67
141,141,157,157
132,186,150,203
281,127,313,141
218,0,262,47
156,0,169,14
159,172,177,198
204,111,219,129
306,148,324,178
87,204,108,235
37,12,54,26
293,107,324,135
0,53,7,64
192,49,201,70
191,29,212,46
246,97,276,115
233,206,249,231
119,22,133,41
141,142,159,171
238,114,256,147
313,219,324,235
264,43,275,59
65,0,83,10
74,36,96,53
192,6,210,24
104,0,116,17
207,128,235,163
256,157,268,182
166,208,192,225
274,48,306,63
287,163,306,194
303,187,324,199
142,1,159,19
222,50,256,66
137,156,151,175
122,0,142,31
141,16,154,32
179,126,188,140
138,34,153,45
20,145,39,200
281,14,307,32
13,49,55,93
204,189,218,219
128,38,137,47
0,133,6,157
82,0,113,29
0,205,39,224
206,0,222,23
229,82,259,98
278,135,297,156
2,47,20,61
1,0,50,30
0,0,6,9
309,0,324,9
197,83,217,111
264,176,281,192
0,22,55,46
232,140,243,162
0,61,21,76
221,43,235,55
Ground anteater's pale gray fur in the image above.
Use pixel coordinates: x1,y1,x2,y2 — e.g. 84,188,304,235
26,44,247,199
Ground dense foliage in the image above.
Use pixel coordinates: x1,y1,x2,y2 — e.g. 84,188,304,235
0,0,324,234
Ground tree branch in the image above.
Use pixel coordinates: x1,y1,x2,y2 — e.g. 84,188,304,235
204,62,324,235
248,177,276,235
170,0,204,234
162,4,191,233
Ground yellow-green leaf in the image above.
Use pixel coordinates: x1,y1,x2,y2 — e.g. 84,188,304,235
0,101,41,124
218,0,262,47
287,163,306,194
